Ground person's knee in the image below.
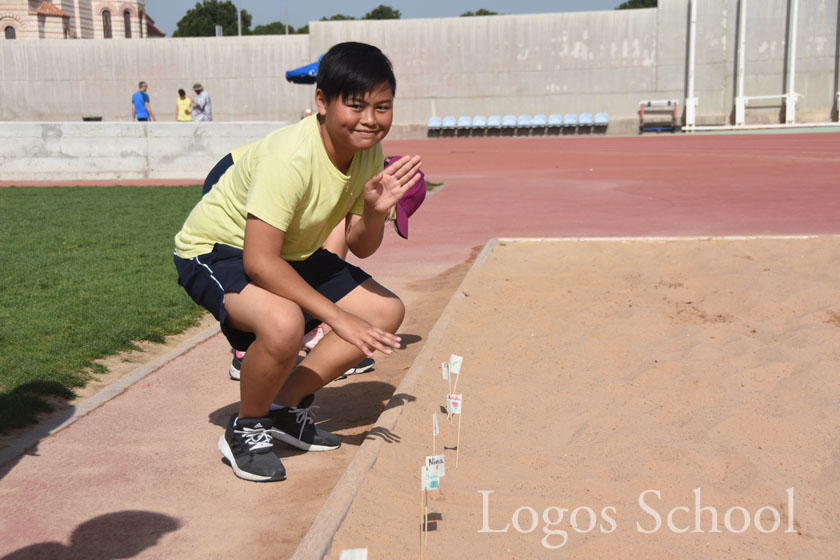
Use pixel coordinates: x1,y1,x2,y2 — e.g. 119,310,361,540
343,281,405,331
380,294,405,331
255,312,304,359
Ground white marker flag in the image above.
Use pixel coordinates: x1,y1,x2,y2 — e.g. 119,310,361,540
449,354,463,375
422,465,440,490
433,412,439,436
338,549,368,560
441,362,450,381
426,454,446,477
447,394,463,415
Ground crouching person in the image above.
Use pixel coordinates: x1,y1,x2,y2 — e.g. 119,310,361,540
172,41,422,481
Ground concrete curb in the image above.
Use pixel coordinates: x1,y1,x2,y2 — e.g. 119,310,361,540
291,239,500,560
0,324,221,468
495,234,834,242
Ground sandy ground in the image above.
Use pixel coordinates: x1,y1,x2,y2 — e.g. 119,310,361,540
329,237,840,559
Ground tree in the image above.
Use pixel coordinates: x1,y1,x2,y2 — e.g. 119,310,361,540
616,0,657,9
363,5,401,19
252,21,293,35
460,9,499,16
299,14,356,34
320,14,356,21
172,0,252,37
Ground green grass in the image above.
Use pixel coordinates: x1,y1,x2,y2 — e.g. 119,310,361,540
0,186,207,433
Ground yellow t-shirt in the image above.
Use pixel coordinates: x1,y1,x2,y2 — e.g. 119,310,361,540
230,140,257,162
176,97,193,121
174,116,383,261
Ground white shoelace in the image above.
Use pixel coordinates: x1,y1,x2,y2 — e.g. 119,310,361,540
291,405,319,441
235,426,273,452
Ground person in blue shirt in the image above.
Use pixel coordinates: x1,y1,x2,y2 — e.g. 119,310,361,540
132,81,156,122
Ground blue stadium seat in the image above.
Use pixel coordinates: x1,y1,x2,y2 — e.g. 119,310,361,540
579,113,594,127
472,115,487,128
548,114,563,127
532,114,548,128
457,116,472,130
427,116,442,130
501,115,517,128
487,115,502,128
517,114,532,128
594,112,609,126
563,113,578,127
442,116,457,130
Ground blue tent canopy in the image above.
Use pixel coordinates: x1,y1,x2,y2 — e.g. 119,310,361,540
285,56,322,84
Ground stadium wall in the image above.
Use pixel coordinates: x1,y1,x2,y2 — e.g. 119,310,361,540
1,0,838,179
1,0,836,127
0,121,285,181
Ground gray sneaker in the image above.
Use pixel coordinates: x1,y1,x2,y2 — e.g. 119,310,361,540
336,357,375,380
218,414,286,482
267,395,341,452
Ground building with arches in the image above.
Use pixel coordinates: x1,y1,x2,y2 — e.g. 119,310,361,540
0,0,164,39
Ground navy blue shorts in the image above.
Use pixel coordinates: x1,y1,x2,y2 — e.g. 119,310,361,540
173,245,371,351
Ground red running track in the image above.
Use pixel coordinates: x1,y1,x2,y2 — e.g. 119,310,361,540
372,133,840,273
4,132,838,272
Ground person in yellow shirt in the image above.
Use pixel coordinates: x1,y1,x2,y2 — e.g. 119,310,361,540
203,144,429,384
175,89,192,122
173,42,422,482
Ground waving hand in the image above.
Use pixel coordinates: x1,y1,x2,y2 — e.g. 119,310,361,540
363,155,423,214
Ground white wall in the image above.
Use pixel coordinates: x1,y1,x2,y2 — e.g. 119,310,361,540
0,121,286,181
2,1,836,128
0,35,315,122
1,1,838,180
309,9,658,128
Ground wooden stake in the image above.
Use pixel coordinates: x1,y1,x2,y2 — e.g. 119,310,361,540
420,485,424,559
424,489,428,546
456,413,462,468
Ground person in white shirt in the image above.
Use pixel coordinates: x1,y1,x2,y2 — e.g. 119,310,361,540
191,82,212,121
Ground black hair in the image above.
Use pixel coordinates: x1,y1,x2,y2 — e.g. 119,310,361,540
316,42,396,103
178,88,185,96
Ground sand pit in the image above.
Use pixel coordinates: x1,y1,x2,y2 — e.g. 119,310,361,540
325,237,840,559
